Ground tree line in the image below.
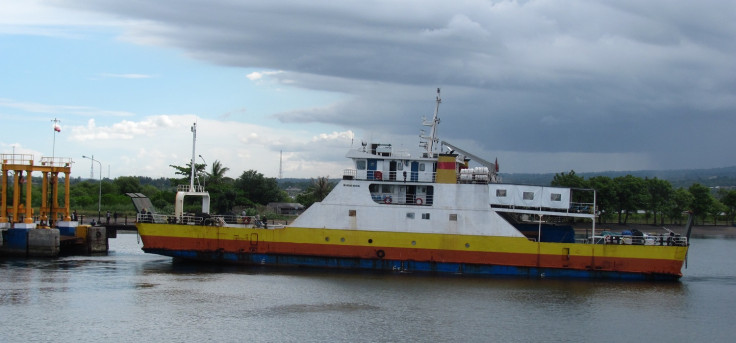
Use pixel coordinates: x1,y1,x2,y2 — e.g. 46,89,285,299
5,160,335,219
551,170,736,226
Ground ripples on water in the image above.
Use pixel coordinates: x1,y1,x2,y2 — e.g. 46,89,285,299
2,234,736,342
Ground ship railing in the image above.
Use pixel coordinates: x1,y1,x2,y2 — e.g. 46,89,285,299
40,156,73,167
343,169,436,183
1,154,35,166
588,233,688,246
177,184,206,193
136,213,169,224
343,169,357,180
136,212,272,228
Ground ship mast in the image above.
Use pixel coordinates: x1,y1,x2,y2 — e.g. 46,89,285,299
420,88,441,157
190,122,197,191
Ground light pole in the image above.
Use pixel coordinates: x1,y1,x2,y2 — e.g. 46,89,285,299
198,154,207,189
82,155,102,222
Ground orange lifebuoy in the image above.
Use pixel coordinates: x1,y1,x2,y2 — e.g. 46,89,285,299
244,216,251,224
416,197,423,205
384,196,392,204
374,171,383,180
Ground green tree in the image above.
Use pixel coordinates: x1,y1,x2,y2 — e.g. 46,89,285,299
613,175,647,224
551,170,587,188
719,190,736,225
205,160,235,214
296,176,335,209
666,188,694,225
588,176,616,224
169,161,206,188
234,170,282,206
114,176,143,194
207,160,230,184
688,183,713,225
708,200,727,225
645,177,673,226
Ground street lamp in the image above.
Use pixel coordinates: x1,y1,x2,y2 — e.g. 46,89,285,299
198,154,207,189
82,155,102,222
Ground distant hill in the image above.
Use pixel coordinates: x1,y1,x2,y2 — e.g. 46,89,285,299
501,166,736,188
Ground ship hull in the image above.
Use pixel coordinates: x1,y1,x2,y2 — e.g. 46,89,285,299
137,223,687,281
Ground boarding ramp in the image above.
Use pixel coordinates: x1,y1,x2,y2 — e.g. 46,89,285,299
126,193,157,214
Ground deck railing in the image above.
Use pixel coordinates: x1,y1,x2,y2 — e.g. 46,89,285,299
589,233,688,246
342,169,436,183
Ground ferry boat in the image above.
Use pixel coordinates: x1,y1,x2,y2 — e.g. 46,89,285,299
135,90,690,280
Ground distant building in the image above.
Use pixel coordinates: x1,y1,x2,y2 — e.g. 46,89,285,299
267,202,305,215
284,187,303,198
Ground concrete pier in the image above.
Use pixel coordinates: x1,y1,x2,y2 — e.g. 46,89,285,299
1,224,109,257
28,229,60,257
86,226,108,253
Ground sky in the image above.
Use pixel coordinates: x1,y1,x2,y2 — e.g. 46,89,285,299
1,0,734,181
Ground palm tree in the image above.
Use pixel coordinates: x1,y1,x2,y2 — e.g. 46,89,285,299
311,176,333,202
208,160,230,185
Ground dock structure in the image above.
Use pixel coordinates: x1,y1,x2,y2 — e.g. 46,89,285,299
0,154,108,257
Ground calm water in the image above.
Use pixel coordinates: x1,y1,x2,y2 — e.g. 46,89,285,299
2,233,735,343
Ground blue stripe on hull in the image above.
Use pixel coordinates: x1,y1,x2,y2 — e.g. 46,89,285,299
144,248,681,281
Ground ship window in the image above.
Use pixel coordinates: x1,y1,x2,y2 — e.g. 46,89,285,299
496,189,507,197
523,192,535,200
449,214,457,221
422,213,430,220
349,210,356,217
551,193,562,201
397,163,403,171
419,164,426,171
356,160,366,170
406,212,415,219
382,185,392,193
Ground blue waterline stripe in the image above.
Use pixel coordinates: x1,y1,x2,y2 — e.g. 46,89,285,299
144,248,680,281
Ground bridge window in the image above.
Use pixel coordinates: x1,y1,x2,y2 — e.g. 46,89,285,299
496,189,507,197
523,192,535,200
550,193,562,201
356,160,366,170
419,163,426,171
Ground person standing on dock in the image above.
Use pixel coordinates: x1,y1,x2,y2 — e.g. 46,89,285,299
106,211,111,225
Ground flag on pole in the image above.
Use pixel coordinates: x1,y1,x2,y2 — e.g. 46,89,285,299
54,124,61,132
494,157,499,172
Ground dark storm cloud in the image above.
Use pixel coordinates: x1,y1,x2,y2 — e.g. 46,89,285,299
56,0,736,172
